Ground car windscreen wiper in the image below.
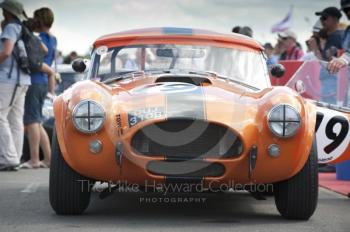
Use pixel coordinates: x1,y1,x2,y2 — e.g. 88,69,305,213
182,70,260,91
205,72,260,91
102,71,145,84
220,76,260,91
102,69,176,84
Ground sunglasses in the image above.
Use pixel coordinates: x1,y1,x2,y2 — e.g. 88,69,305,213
343,7,350,12
320,16,328,21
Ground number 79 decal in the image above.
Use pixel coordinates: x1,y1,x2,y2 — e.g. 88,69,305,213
316,107,350,163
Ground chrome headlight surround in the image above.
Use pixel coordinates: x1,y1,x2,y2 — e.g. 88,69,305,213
267,104,301,138
72,100,106,134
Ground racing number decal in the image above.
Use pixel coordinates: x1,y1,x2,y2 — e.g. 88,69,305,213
316,107,350,163
128,107,165,127
324,116,349,154
315,113,323,132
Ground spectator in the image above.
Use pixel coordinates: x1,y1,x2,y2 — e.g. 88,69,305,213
315,7,344,174
328,1,350,106
278,30,304,60
21,7,56,169
63,51,77,64
22,17,56,95
315,7,343,61
263,43,278,66
273,39,286,61
0,0,30,171
313,7,343,107
302,20,326,61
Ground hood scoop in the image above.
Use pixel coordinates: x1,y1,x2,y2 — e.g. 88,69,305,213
155,75,212,86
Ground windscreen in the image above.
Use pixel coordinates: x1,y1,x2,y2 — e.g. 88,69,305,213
89,44,270,90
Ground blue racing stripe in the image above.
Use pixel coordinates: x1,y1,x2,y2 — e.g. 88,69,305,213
162,27,193,35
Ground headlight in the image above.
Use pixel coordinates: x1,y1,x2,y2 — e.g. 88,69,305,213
72,100,105,133
267,104,301,138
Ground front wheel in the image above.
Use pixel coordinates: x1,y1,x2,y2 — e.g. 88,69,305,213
49,127,93,215
274,140,318,220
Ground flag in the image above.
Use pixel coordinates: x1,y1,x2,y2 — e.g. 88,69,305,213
271,7,293,33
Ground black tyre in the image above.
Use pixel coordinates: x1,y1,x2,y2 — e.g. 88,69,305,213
274,140,318,220
49,128,93,215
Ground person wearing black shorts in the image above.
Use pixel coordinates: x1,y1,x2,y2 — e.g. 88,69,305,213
21,8,56,169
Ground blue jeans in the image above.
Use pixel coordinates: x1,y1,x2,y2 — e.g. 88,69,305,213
320,67,337,104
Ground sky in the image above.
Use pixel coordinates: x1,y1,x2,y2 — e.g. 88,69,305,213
12,0,344,55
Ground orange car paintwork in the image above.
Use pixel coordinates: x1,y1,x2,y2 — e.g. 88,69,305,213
53,29,317,186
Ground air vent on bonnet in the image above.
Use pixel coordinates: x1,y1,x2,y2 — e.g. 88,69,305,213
155,76,211,86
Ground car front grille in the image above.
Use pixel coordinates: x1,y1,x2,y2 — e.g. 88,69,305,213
147,160,225,178
131,119,243,159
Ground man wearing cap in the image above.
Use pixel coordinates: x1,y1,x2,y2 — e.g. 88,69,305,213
328,3,350,72
328,1,350,107
315,7,343,61
0,0,30,171
313,6,344,107
315,6,345,173
277,30,304,60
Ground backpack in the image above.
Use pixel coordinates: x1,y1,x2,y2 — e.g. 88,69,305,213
14,23,45,74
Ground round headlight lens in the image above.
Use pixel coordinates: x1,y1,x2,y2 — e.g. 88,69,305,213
72,100,105,133
267,104,301,138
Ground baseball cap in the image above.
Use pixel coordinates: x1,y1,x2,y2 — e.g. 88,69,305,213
0,0,27,21
315,7,342,19
278,30,297,41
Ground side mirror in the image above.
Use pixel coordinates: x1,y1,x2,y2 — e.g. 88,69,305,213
270,64,285,78
72,58,89,73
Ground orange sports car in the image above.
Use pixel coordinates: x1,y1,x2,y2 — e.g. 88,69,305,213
49,27,350,219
